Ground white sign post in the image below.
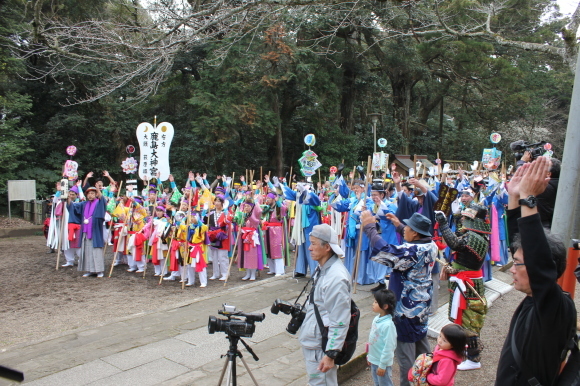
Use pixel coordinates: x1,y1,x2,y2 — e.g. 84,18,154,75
7,180,36,219
136,121,174,181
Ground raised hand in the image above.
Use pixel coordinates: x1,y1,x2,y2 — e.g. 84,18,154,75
519,156,551,198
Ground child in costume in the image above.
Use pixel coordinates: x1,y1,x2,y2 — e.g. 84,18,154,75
408,324,467,386
186,214,208,287
367,289,397,386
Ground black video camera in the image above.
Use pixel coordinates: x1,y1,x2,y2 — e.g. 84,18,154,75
208,304,265,338
271,299,306,335
510,140,548,161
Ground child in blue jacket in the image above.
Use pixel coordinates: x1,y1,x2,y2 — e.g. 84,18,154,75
367,289,398,386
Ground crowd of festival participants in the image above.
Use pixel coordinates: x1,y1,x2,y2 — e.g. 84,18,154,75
43,156,573,384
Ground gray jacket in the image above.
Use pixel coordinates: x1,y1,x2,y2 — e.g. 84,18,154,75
298,255,352,351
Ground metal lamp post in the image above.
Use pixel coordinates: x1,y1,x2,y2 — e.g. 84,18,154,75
368,113,381,154
368,113,381,176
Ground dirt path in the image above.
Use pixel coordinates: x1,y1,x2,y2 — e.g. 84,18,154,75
0,236,253,349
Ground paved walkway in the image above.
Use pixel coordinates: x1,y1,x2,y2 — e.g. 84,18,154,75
0,267,513,386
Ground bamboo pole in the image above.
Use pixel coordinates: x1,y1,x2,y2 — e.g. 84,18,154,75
182,190,193,290
159,225,176,285
224,221,244,286
55,197,65,270
353,156,372,294
102,180,122,260
109,201,134,278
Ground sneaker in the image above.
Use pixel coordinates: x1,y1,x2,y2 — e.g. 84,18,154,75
219,276,228,281
185,283,195,287
275,273,285,277
294,272,305,278
457,360,481,371
61,263,74,267
267,272,275,275
82,273,92,277
209,276,218,280
97,273,104,278
371,283,386,292
127,268,137,272
113,262,121,266
199,284,207,288
135,270,144,273
241,276,250,281
163,276,176,281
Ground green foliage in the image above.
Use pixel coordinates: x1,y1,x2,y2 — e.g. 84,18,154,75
0,0,574,207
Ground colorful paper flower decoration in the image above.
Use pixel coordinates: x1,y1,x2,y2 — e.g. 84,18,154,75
66,146,77,156
121,157,139,174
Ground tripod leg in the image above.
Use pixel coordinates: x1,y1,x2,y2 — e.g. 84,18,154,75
217,356,230,385
239,355,259,386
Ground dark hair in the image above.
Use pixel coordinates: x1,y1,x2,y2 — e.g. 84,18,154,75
402,182,412,190
441,324,468,359
373,289,396,315
214,196,225,204
549,158,561,179
512,228,567,278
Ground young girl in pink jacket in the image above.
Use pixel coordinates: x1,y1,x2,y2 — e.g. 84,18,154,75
409,324,467,386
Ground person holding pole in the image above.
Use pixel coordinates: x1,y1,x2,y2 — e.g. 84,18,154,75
68,186,108,278
282,180,322,277
361,210,437,386
61,184,82,267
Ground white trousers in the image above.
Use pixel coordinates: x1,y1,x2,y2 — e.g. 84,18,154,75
127,254,145,271
186,265,207,286
154,258,165,275
64,248,81,264
273,258,285,275
209,248,229,279
242,269,257,280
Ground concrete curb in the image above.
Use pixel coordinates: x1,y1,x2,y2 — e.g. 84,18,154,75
338,352,368,383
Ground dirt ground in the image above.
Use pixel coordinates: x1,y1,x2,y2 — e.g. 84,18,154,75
0,235,255,349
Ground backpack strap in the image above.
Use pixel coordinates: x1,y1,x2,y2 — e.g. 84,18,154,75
511,309,541,386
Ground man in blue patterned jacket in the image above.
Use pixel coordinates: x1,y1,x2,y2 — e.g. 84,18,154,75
362,210,438,386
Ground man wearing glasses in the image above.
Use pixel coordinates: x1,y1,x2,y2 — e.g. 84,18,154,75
495,157,576,385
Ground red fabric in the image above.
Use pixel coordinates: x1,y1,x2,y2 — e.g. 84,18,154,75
189,242,207,272
169,239,181,272
433,223,447,250
43,218,50,239
133,233,147,262
449,270,483,325
151,236,160,265
218,212,232,250
262,221,283,230
68,223,81,241
241,227,256,252
112,222,124,253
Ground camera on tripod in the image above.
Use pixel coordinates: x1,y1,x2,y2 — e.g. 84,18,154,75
208,304,265,338
271,299,306,335
510,140,548,161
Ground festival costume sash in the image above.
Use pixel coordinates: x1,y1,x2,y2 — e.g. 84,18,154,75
133,232,147,262
188,242,207,272
449,270,483,325
68,223,81,242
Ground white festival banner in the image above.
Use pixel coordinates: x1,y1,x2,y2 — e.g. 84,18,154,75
136,122,174,181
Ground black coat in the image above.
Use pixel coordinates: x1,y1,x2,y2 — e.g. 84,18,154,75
496,213,577,386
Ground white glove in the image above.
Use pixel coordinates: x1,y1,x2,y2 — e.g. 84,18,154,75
272,176,280,188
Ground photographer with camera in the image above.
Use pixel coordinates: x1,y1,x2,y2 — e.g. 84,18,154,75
496,156,577,385
298,223,351,386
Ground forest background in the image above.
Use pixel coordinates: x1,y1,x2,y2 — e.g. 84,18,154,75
0,0,579,206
